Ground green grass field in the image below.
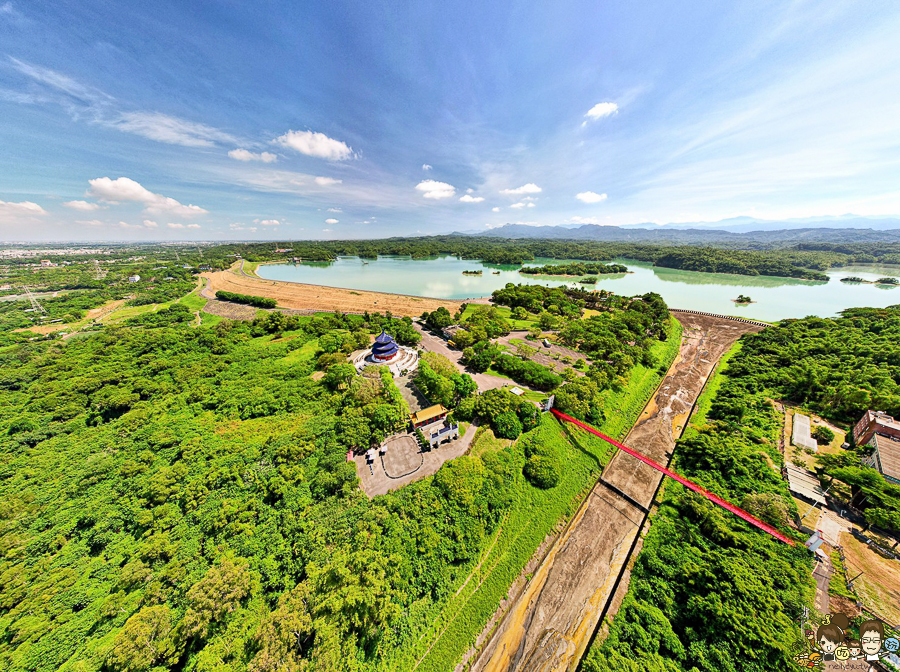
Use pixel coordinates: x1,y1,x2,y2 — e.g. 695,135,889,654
681,339,743,438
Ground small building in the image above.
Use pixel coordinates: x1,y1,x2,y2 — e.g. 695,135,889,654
442,324,463,341
510,387,524,396
792,413,818,452
371,329,400,363
40,259,56,267
784,464,827,507
863,434,900,485
853,410,900,447
127,274,141,283
410,404,449,429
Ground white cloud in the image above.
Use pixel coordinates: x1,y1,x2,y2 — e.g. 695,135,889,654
322,228,332,232
466,188,474,193
491,207,501,212
119,221,143,229
327,207,342,213
325,218,339,224
422,164,432,171
63,200,101,211
569,216,602,225
187,224,200,229
0,199,47,220
500,183,542,196
143,219,158,228
584,102,618,121
576,191,608,204
76,219,105,227
459,194,485,203
167,222,184,229
315,176,342,186
111,112,237,147
416,179,456,200
230,223,258,233
254,219,281,226
275,130,354,160
228,148,277,163
87,177,208,218
510,202,536,209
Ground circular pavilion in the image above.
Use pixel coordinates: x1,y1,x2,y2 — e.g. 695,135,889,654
371,329,400,362
351,328,419,376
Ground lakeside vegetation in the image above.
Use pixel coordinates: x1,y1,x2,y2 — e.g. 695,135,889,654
585,306,900,672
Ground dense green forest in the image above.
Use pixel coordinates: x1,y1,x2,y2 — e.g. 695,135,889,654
585,307,900,672
0,277,678,672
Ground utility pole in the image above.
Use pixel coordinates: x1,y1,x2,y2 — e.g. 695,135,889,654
802,481,833,521
21,285,47,315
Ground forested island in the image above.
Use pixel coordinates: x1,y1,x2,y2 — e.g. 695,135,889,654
519,261,628,276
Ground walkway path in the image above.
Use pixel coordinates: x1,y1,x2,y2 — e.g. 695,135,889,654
467,313,765,672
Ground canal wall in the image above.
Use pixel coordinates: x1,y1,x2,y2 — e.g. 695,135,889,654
669,308,771,328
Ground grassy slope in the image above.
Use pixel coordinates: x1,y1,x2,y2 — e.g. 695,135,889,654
681,340,743,439
396,315,683,672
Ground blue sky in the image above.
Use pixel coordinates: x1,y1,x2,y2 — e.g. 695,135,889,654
1,0,900,241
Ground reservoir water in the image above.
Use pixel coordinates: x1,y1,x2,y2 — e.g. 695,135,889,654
256,256,900,322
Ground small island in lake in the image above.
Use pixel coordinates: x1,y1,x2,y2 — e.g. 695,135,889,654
840,276,899,285
578,276,598,284
733,294,754,304
520,261,628,276
462,269,483,275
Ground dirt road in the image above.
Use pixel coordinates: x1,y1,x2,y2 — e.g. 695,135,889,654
468,313,764,672
201,267,461,317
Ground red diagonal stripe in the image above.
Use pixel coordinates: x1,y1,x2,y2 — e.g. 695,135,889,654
551,409,796,546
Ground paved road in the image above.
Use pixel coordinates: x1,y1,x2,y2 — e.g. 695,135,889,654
812,556,832,614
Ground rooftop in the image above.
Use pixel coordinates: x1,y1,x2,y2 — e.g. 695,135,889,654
410,404,448,425
873,434,900,482
785,464,827,506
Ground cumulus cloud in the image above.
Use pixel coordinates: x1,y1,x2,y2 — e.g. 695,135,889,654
492,207,501,212
459,194,485,203
422,164,432,171
142,220,158,228
230,223,258,233
500,183,542,196
76,219,105,227
228,148,277,163
62,200,101,211
327,207,342,213
315,176,342,186
87,177,208,218
254,219,280,226
325,218,339,225
584,102,618,121
275,130,354,160
167,222,201,229
322,228,332,232
416,179,456,200
111,112,237,147
569,216,613,225
576,191,608,204
510,202,536,209
0,199,47,220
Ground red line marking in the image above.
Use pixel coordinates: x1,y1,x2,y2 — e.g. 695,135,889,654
551,409,796,546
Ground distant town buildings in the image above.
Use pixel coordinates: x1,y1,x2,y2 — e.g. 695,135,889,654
127,275,141,283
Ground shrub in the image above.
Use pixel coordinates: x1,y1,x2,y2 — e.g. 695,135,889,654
215,290,277,309
524,454,560,489
494,411,523,439
811,425,835,444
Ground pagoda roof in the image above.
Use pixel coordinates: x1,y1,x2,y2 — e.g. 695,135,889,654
374,329,395,344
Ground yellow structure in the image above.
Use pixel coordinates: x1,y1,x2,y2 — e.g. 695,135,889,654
410,404,449,429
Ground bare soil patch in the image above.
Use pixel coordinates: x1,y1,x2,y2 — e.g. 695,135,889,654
202,269,462,317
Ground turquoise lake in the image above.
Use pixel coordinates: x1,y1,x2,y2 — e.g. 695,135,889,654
256,256,900,322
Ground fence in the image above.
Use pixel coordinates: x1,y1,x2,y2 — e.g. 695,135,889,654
669,308,771,328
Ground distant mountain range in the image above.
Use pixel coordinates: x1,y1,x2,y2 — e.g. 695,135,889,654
456,216,900,245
